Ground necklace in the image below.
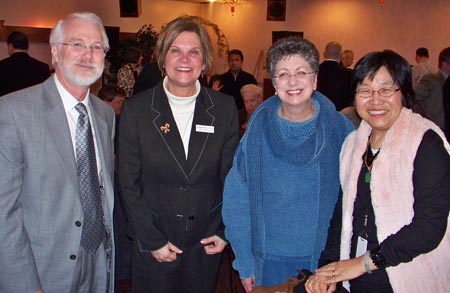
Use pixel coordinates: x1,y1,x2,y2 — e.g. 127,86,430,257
364,139,380,183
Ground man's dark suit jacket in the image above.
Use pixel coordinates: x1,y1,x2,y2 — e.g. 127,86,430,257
211,70,257,111
317,60,353,111
118,81,240,252
0,52,50,96
133,62,162,95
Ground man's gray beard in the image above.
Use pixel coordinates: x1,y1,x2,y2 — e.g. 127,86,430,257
59,61,104,87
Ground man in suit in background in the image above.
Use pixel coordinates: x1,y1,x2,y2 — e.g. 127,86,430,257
412,47,437,87
0,12,115,293
133,60,162,94
414,47,450,130
341,49,354,69
0,31,50,96
210,49,257,112
317,41,353,111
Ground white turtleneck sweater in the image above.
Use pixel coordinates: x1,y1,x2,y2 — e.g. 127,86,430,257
163,77,200,158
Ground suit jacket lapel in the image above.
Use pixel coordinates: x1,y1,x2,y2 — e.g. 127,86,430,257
151,86,190,180
187,88,214,176
42,79,79,191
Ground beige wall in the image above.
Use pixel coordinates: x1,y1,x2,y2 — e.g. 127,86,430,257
1,0,449,82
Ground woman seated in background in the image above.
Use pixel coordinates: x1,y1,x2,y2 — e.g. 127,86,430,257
306,50,450,293
117,46,143,97
239,84,264,136
222,36,354,292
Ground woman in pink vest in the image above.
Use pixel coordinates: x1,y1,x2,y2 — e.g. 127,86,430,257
306,50,450,292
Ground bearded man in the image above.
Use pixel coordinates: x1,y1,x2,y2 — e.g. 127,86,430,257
0,12,115,293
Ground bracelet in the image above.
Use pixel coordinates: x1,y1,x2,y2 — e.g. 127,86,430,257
370,247,387,269
364,251,372,274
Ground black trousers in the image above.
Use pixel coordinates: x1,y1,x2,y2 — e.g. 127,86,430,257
132,240,222,293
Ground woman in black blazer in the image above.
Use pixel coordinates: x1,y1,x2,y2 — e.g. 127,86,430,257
118,16,240,293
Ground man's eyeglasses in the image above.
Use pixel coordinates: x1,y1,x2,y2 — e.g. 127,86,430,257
356,87,400,98
58,41,108,54
274,71,316,81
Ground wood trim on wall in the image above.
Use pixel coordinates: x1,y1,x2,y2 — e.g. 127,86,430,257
0,20,51,43
0,20,133,44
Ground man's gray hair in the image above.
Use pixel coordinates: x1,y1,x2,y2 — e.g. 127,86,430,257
49,12,109,49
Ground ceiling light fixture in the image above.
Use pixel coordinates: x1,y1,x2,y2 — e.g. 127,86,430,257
222,0,248,15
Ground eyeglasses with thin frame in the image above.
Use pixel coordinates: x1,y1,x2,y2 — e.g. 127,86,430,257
356,87,400,98
274,70,316,81
58,41,108,54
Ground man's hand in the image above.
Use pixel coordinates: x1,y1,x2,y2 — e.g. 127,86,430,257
150,242,183,262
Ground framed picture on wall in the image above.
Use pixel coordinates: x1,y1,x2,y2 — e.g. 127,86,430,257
267,0,287,21
120,0,141,17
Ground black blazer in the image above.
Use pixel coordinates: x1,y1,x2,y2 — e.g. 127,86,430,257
118,81,240,251
0,52,50,96
317,60,354,111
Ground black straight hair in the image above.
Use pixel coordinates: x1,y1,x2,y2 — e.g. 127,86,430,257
353,50,414,109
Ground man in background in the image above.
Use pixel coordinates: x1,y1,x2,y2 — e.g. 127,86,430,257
133,60,161,94
0,31,50,96
341,49,354,68
0,12,115,293
210,49,257,112
414,47,450,130
412,47,437,86
317,41,353,111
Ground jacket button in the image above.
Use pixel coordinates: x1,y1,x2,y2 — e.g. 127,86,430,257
188,216,195,220
70,255,76,260
179,186,190,192
75,221,81,227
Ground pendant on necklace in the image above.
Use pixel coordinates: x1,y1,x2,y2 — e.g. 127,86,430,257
364,171,371,183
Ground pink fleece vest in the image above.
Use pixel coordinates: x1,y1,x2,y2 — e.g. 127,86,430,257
339,108,450,292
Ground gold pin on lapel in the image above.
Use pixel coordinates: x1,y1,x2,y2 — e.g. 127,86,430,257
160,123,170,134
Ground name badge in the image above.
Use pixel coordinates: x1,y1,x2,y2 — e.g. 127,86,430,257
196,124,214,134
355,236,368,258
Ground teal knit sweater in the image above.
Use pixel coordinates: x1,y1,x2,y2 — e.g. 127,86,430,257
222,92,354,280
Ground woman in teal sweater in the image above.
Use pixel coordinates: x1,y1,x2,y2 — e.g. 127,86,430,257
222,37,354,291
